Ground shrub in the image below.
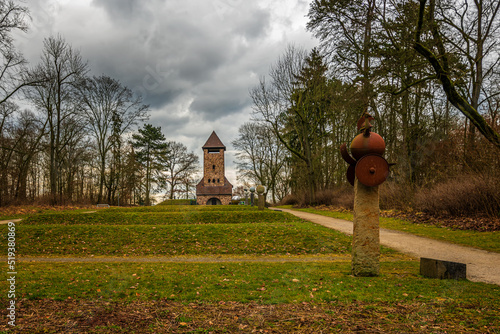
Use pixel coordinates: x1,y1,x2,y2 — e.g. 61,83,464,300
278,194,300,206
380,182,413,210
313,188,354,209
279,188,354,209
414,174,500,217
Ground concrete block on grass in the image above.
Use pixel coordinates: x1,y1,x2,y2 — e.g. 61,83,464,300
420,257,467,280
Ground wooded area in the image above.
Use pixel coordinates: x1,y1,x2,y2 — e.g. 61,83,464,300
2,0,500,216
234,0,500,217
0,1,199,206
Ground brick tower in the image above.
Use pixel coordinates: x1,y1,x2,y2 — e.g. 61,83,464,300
196,131,233,205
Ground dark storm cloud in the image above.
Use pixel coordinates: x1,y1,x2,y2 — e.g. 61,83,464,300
190,94,250,119
16,0,317,186
83,0,275,115
92,0,150,21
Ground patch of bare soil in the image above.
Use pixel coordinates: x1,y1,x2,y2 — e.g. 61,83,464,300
1,298,497,333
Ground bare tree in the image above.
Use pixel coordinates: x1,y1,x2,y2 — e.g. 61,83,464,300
0,101,19,205
10,109,47,201
162,141,199,200
26,35,88,204
251,47,333,203
232,122,288,203
0,0,35,106
414,0,500,149
76,75,149,203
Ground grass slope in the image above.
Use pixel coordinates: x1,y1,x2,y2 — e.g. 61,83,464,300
2,222,354,256
21,210,297,225
286,206,500,253
0,205,499,333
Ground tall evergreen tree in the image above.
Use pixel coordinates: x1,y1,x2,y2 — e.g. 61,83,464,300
131,124,169,205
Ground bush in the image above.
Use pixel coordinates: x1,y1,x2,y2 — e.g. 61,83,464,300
380,182,413,210
314,188,354,209
278,188,354,209
414,174,500,217
278,194,300,206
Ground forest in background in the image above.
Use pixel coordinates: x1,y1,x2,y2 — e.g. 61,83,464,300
2,0,500,219
0,1,200,207
233,0,500,219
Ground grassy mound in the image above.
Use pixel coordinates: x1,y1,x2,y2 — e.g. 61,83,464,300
8,222,353,256
156,199,196,206
105,205,259,212
22,210,297,225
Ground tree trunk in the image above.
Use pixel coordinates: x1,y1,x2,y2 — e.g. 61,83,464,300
145,158,151,206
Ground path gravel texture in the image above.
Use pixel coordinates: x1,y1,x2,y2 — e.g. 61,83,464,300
274,208,500,286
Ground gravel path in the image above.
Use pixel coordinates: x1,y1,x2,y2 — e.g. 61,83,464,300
275,208,500,285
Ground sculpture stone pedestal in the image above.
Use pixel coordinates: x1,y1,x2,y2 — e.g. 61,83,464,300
352,179,380,277
258,194,265,210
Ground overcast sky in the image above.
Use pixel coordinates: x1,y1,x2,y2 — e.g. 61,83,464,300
14,0,318,188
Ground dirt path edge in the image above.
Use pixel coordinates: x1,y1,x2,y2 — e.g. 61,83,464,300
274,208,500,286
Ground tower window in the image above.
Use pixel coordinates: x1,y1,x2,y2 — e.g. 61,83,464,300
212,165,215,170
213,179,216,183
217,179,220,183
208,179,211,183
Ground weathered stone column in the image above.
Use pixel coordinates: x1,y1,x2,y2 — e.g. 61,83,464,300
256,185,265,210
258,194,265,210
352,179,380,276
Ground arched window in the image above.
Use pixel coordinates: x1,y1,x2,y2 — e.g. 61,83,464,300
212,165,215,170
217,179,220,183
208,179,211,183
213,179,216,183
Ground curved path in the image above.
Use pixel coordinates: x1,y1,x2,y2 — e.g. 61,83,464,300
274,208,500,285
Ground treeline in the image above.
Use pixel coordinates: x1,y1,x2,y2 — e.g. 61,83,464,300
0,1,198,206
234,0,500,215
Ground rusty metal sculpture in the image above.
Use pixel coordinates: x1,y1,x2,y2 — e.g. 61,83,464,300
340,114,391,187
340,113,393,277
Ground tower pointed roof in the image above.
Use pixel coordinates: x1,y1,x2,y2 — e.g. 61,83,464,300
202,131,226,150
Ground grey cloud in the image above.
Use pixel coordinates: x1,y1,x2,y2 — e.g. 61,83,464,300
18,0,317,187
232,7,271,40
190,94,250,119
91,0,150,21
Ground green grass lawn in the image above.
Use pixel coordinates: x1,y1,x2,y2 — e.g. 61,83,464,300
283,206,500,253
1,261,498,333
21,210,296,225
7,261,498,305
106,205,262,212
1,205,499,333
1,222,355,256
0,204,261,221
